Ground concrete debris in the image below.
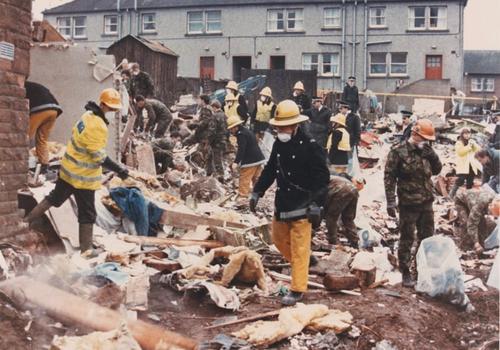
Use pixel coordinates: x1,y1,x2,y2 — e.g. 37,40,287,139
290,331,349,350
0,244,32,280
51,323,142,350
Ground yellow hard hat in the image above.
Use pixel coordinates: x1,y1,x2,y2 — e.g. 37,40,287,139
225,93,238,102
270,100,309,127
227,115,244,129
412,118,436,141
260,87,272,98
330,113,347,127
225,81,239,91
293,81,305,91
99,88,122,110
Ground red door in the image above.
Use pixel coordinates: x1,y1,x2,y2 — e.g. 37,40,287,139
425,55,442,80
200,56,214,79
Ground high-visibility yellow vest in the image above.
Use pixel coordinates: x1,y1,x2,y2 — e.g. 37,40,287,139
60,111,108,190
224,101,240,118
327,127,351,151
255,100,274,122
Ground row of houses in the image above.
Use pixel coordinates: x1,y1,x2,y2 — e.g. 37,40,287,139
42,0,498,99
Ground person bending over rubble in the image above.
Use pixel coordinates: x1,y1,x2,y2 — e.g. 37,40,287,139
227,115,266,205
250,100,330,306
24,89,129,256
152,132,181,174
454,187,497,255
384,119,442,288
449,128,482,198
475,148,500,194
324,174,364,246
184,96,227,178
135,95,173,138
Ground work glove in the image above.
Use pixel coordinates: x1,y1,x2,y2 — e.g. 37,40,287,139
249,193,260,213
102,157,129,180
117,167,129,180
419,143,438,160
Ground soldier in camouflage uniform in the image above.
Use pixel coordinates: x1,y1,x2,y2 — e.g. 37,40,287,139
130,63,155,98
152,132,181,174
135,96,173,138
454,187,497,254
185,96,227,177
384,119,442,287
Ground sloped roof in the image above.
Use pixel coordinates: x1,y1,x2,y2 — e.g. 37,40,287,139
43,0,467,14
107,34,178,57
464,50,500,75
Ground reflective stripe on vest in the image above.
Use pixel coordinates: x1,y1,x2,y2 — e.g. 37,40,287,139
255,101,274,122
224,102,240,118
338,128,351,151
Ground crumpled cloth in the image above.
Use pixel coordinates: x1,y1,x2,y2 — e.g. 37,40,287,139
88,262,129,286
109,187,164,236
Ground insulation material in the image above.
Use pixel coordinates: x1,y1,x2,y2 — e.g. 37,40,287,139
232,303,329,346
218,248,268,292
307,310,353,333
183,280,240,311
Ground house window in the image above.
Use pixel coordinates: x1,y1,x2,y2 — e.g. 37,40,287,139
324,8,341,28
56,17,72,38
141,13,156,33
471,78,495,92
302,53,339,77
369,7,386,28
390,53,408,75
370,53,387,75
267,9,303,32
104,15,118,35
409,7,426,30
187,11,221,34
429,7,447,30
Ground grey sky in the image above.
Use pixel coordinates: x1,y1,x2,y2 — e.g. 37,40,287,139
32,0,499,50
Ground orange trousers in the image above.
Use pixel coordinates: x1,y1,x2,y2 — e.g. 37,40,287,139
29,109,57,165
272,218,312,292
238,165,262,198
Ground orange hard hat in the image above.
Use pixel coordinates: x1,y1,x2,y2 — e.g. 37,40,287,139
412,119,436,141
99,88,122,110
489,198,500,217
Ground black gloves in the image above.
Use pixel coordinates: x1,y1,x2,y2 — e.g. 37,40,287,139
419,143,438,161
387,207,397,218
102,157,129,180
249,193,260,213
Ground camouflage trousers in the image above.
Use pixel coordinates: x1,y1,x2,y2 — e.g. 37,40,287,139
325,190,359,246
455,203,497,250
398,201,434,271
206,146,225,177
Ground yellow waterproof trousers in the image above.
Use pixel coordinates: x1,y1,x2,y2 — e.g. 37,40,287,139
272,218,312,293
239,165,262,198
29,109,58,165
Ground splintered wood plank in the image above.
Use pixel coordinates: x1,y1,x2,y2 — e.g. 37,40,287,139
136,144,157,176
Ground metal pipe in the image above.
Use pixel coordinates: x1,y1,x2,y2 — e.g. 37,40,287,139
363,0,368,89
341,0,346,87
134,0,139,35
352,0,357,78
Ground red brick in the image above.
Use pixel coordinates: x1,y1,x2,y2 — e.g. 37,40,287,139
0,192,18,202
0,133,28,147
0,147,29,161
0,201,18,215
0,174,26,191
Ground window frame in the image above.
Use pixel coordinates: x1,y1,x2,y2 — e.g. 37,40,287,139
141,13,157,33
205,10,222,34
429,6,447,30
369,7,386,28
369,52,388,76
56,16,72,39
471,77,496,92
484,78,495,92
72,16,87,39
408,6,427,31
103,15,118,35
390,52,408,76
267,8,304,32
302,53,339,77
187,11,204,34
323,7,341,29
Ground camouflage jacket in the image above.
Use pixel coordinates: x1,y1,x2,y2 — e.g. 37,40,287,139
130,71,155,98
187,108,227,147
384,141,442,207
138,99,172,133
455,188,496,241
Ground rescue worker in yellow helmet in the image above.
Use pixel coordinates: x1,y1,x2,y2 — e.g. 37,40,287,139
250,100,330,306
250,86,276,139
24,88,129,255
328,113,351,174
224,92,247,122
223,80,249,123
289,81,311,113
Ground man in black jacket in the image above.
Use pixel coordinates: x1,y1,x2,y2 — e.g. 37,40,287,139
400,110,414,142
130,63,155,98
338,100,361,176
304,97,331,148
289,81,312,113
342,76,359,113
25,81,63,173
228,115,266,204
250,100,330,306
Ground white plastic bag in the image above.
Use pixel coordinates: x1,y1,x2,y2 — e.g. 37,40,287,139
416,235,470,308
357,228,382,249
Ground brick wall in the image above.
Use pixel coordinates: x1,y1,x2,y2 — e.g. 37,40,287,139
0,0,31,238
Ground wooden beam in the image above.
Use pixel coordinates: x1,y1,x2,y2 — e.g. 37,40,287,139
205,310,280,330
160,209,247,230
0,277,197,350
120,234,224,249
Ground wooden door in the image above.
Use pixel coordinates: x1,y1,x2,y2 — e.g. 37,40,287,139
200,56,215,79
270,56,285,69
425,55,442,80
